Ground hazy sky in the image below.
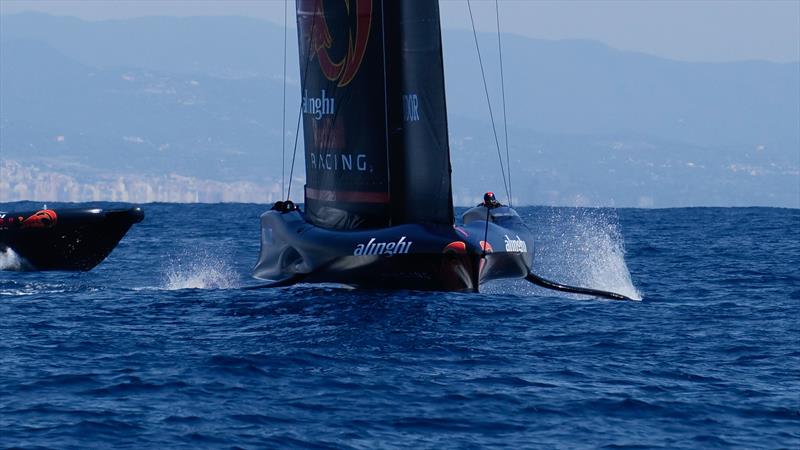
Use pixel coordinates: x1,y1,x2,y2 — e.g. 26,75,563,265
1,0,798,63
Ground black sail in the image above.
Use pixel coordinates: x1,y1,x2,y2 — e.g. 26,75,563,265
384,1,454,226
296,0,453,230
296,0,390,229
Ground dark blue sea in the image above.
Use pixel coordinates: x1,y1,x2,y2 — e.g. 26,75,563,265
1,203,798,449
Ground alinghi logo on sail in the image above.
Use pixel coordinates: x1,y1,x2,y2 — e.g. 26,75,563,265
303,90,335,120
354,237,413,256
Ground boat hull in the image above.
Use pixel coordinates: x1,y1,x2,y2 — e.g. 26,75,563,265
253,206,534,292
0,207,144,271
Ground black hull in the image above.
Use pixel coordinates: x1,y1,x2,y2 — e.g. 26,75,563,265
0,207,144,271
253,206,534,292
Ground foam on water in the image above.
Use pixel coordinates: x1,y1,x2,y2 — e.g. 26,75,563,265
162,249,239,290
0,279,77,296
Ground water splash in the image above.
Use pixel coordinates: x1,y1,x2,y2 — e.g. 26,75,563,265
533,208,642,301
0,247,24,271
162,249,239,290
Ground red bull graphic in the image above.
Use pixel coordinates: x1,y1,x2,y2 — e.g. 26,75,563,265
308,0,372,87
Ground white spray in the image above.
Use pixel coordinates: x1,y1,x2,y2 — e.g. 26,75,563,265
162,248,240,290
536,208,642,300
0,247,24,271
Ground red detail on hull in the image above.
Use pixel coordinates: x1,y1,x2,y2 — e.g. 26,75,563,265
444,241,467,254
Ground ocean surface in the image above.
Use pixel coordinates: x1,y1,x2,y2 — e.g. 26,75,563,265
1,202,798,449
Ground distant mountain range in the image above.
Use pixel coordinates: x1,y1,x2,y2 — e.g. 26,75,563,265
1,12,797,207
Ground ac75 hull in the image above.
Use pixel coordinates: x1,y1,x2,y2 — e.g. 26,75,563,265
0,207,144,271
253,206,534,292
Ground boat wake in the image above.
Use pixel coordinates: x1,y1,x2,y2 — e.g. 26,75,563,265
162,249,240,290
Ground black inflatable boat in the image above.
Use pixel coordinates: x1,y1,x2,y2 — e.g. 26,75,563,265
0,207,144,271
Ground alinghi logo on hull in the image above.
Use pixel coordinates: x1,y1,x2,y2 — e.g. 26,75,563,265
354,237,413,256
504,235,528,253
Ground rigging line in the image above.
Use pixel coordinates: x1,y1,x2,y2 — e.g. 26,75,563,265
380,0,391,224
495,0,512,207
481,205,491,258
286,3,320,202
286,101,303,202
280,0,288,199
466,0,510,204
